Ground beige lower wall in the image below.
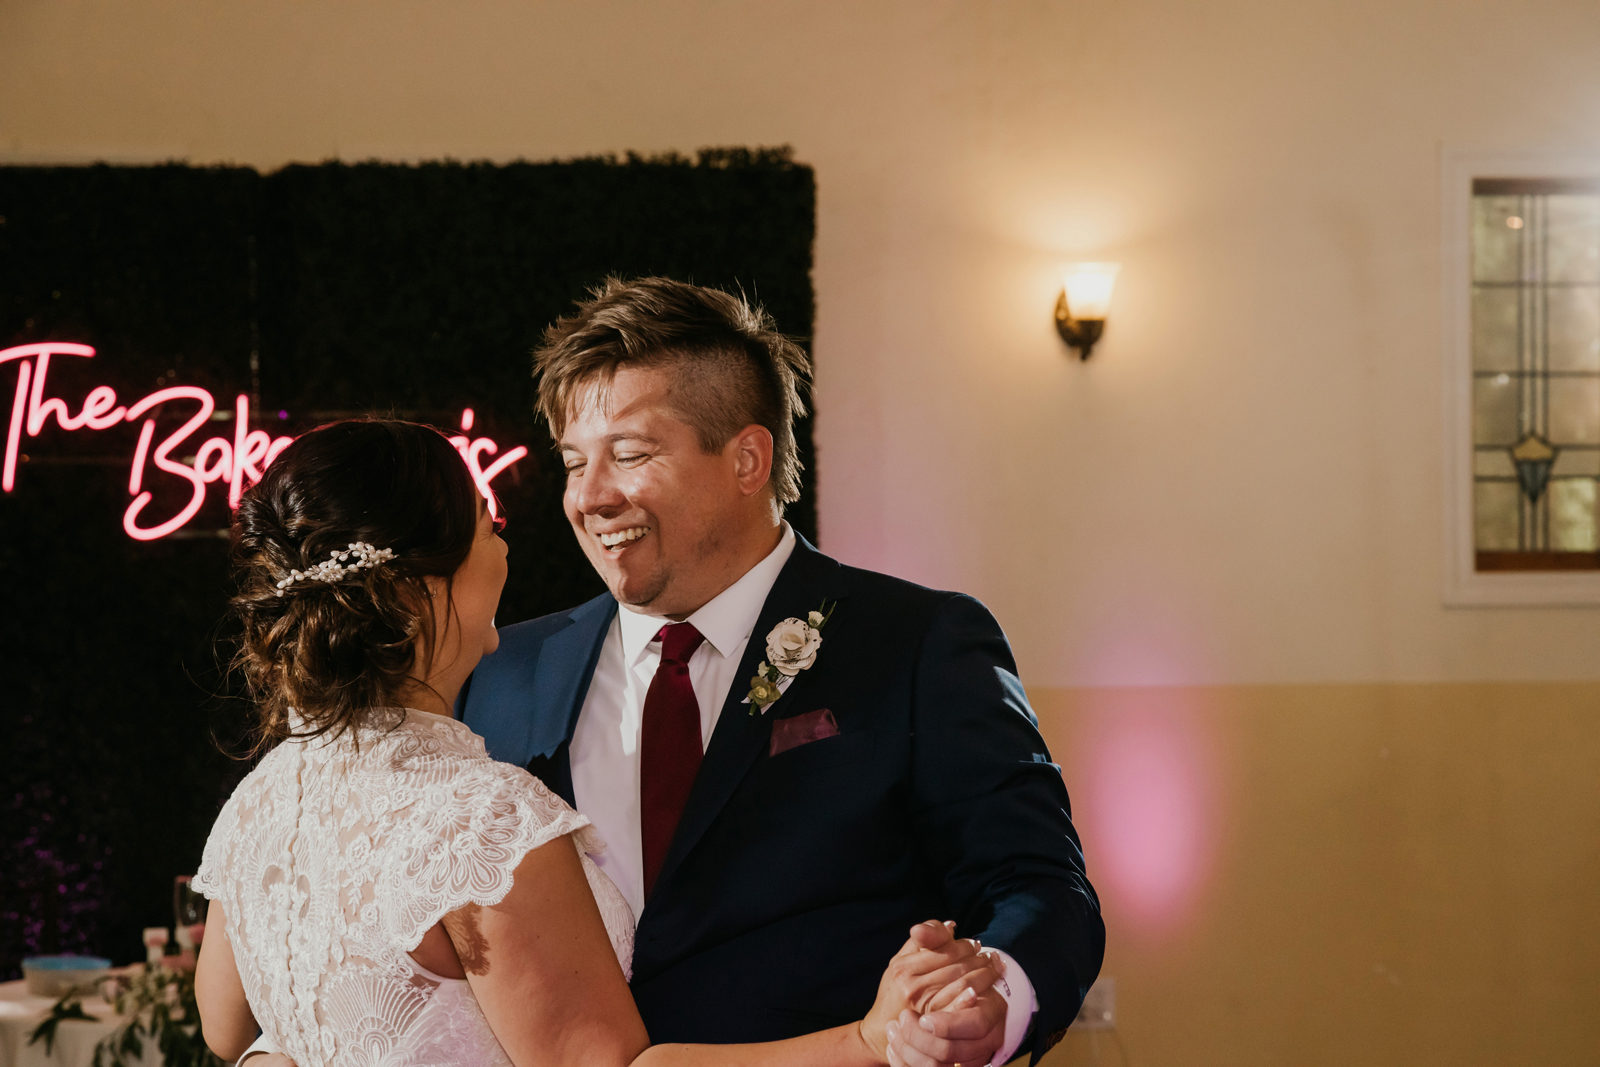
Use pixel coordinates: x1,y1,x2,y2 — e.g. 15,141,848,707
1030,683,1600,1067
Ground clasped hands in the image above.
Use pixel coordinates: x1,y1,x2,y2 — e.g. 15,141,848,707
243,920,1007,1067
858,920,1009,1067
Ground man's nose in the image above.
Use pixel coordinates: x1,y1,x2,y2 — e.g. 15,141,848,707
570,459,625,515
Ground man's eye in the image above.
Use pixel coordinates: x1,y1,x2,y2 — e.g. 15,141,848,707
563,459,585,474
617,453,647,466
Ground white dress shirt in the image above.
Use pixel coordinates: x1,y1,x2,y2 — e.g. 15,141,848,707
570,522,798,917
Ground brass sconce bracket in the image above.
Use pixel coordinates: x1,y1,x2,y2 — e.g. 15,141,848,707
1054,292,1106,360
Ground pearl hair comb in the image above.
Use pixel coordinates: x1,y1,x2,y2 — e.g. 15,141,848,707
274,542,396,597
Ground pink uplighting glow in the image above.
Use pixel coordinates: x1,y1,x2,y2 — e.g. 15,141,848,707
1077,693,1222,939
2,343,530,538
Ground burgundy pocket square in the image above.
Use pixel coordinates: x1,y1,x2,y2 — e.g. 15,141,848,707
769,708,840,757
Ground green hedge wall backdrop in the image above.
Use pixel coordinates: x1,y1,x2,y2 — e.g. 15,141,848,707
0,150,815,979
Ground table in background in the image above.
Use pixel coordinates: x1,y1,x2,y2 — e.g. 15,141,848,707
0,980,156,1067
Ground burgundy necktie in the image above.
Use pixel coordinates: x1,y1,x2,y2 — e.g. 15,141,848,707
640,621,706,898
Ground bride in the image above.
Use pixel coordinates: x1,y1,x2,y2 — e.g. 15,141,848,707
190,419,996,1067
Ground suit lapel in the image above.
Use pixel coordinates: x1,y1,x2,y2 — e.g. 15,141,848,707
522,594,617,764
646,537,848,904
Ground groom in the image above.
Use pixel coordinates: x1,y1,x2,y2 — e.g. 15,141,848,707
459,277,1103,1066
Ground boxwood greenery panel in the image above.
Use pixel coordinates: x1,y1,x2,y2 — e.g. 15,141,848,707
0,149,815,977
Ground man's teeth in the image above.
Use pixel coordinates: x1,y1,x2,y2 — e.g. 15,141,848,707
598,526,650,549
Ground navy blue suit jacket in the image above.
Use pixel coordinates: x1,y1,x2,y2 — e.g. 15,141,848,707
460,537,1103,1062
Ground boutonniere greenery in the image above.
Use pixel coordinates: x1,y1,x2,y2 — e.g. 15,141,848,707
746,599,837,715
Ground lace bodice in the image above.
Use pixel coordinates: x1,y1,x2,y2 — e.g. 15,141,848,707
193,710,634,1067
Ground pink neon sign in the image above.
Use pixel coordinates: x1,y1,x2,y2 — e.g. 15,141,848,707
2,343,530,541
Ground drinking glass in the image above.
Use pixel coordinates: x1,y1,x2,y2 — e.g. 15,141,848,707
173,875,207,929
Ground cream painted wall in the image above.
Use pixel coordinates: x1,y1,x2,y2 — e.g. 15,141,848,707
9,0,1600,686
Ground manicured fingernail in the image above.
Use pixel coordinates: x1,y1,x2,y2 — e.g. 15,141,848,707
944,920,957,928
920,1014,936,1031
959,986,977,1004
887,1022,899,1041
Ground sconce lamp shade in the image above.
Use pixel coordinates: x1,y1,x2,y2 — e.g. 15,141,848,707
1062,263,1120,319
1055,262,1120,359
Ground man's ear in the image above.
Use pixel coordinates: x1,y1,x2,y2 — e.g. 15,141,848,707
729,424,775,497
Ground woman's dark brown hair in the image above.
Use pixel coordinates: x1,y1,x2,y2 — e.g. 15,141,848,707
230,419,481,752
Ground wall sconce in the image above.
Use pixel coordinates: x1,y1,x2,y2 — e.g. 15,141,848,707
1055,262,1121,359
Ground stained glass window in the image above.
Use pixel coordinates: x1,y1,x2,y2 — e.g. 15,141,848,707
1472,178,1600,570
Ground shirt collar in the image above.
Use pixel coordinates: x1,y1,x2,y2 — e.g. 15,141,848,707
616,522,797,669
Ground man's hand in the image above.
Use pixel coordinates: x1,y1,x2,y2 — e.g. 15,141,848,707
886,986,1008,1067
858,921,1000,1063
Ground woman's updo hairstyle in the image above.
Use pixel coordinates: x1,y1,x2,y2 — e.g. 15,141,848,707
230,418,481,750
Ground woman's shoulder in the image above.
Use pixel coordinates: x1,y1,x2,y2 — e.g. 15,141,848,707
370,711,558,795
372,708,497,765
389,712,583,831
361,713,596,948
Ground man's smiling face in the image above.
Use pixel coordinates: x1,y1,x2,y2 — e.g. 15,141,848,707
559,364,752,618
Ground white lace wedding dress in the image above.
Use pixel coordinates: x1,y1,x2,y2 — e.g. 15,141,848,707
193,709,635,1067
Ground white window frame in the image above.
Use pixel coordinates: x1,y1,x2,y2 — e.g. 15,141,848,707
1443,147,1600,605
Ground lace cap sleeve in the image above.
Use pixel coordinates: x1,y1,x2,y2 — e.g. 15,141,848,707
373,752,594,952
192,750,282,907
190,789,242,901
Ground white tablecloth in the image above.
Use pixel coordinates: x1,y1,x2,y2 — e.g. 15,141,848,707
0,980,156,1067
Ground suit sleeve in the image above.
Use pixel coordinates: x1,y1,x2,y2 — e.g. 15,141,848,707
909,593,1104,1063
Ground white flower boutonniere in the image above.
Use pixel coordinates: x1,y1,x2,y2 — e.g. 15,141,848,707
746,600,836,715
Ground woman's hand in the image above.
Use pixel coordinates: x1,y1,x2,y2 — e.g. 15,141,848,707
856,921,1000,1064
886,992,1008,1067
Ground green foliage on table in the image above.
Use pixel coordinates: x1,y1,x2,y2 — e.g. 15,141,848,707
92,965,224,1067
29,967,225,1067
28,996,99,1055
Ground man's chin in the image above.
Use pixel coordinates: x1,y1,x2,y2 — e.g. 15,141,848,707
607,571,668,613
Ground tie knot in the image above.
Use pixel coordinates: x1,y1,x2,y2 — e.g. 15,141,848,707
656,621,705,664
